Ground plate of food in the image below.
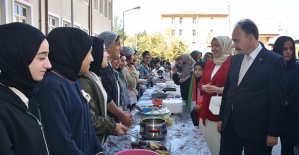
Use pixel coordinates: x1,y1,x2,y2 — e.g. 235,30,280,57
131,140,171,155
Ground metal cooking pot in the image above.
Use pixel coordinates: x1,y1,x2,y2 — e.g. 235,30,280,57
151,92,167,99
140,118,167,140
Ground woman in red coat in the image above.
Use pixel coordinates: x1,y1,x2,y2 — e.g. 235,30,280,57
198,36,233,155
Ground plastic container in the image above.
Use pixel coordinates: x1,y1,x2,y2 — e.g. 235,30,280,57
114,149,159,155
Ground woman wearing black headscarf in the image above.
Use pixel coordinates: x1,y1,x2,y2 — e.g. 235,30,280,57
0,23,51,154
34,28,104,155
78,37,128,145
267,36,299,155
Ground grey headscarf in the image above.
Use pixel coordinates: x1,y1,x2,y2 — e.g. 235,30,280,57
122,46,135,56
97,31,118,50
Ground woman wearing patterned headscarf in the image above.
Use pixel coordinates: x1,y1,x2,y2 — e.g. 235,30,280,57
202,52,213,63
34,27,104,155
173,54,196,101
190,50,203,62
0,22,52,155
198,36,233,155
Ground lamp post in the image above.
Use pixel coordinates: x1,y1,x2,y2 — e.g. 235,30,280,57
123,6,141,46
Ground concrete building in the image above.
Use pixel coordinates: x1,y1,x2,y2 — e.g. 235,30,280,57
161,10,229,53
0,0,113,35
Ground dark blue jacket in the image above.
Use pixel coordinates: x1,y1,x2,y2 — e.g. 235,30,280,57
34,71,103,155
0,85,49,155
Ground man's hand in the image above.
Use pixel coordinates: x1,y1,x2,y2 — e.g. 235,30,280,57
120,112,133,127
193,105,201,111
114,123,128,136
266,135,278,146
217,121,222,133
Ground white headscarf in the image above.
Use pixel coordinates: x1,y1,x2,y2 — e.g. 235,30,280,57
212,36,233,65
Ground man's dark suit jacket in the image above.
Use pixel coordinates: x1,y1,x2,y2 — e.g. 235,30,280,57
219,48,286,141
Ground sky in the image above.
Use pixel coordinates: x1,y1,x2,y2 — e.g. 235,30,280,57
113,0,299,39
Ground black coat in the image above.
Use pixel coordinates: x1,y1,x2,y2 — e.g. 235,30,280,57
0,85,49,155
219,48,286,140
281,62,299,146
173,72,192,101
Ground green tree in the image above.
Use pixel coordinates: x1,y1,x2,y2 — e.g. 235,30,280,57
112,16,128,43
124,29,189,61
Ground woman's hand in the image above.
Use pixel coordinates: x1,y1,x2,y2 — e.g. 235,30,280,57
172,66,177,74
193,105,201,111
202,83,218,94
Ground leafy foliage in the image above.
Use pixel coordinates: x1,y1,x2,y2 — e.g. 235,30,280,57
124,28,189,61
112,16,128,43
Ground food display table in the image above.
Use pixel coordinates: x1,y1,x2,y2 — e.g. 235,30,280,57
103,87,212,155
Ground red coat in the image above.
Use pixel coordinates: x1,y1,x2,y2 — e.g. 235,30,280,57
198,56,231,125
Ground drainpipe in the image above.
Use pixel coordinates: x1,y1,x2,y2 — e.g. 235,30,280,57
88,0,91,35
38,0,42,31
71,0,74,27
90,0,92,35
45,0,48,35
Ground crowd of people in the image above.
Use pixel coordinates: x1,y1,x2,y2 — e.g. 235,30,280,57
0,18,298,155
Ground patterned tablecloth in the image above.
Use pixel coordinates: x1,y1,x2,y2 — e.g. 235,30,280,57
103,88,212,155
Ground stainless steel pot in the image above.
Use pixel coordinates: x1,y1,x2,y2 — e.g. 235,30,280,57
140,118,167,140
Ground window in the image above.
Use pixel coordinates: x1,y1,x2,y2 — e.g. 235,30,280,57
14,4,27,23
48,16,58,32
94,0,99,11
171,30,175,36
171,18,175,24
100,0,103,14
193,18,196,24
108,0,111,20
63,21,70,27
179,30,183,36
74,24,81,29
104,0,107,17
179,18,183,24
192,30,196,36
83,0,89,5
82,27,89,34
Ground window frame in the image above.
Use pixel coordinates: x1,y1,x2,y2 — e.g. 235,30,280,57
14,3,28,23
192,30,196,36
94,0,99,12
193,18,196,24
179,18,183,24
179,29,183,36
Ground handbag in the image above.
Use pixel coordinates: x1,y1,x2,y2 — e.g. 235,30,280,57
209,93,222,115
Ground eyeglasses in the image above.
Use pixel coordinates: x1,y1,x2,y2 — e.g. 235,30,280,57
144,56,151,59
232,35,248,45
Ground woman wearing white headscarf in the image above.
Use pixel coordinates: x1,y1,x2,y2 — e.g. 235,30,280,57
198,36,233,155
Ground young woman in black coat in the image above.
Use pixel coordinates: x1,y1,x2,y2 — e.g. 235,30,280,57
0,23,52,154
267,36,299,155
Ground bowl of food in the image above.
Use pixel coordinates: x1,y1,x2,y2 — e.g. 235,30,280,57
114,149,159,155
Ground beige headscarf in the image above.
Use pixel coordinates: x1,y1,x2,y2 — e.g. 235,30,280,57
212,36,233,65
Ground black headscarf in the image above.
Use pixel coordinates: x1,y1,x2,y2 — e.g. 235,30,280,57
194,61,205,84
47,27,92,81
89,37,104,76
0,23,46,98
273,36,296,69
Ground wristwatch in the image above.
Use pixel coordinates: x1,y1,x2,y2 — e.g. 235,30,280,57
216,87,220,94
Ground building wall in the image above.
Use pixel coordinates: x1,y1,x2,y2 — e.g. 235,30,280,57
162,15,229,53
1,0,112,35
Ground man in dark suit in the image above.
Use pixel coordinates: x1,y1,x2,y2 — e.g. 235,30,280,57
218,19,286,155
